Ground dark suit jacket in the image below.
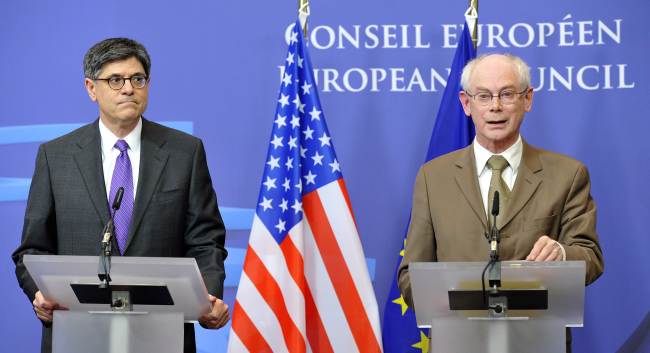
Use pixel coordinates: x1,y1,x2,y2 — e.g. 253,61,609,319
398,141,604,307
12,118,227,353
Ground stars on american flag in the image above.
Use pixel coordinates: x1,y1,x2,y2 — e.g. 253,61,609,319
290,115,300,128
278,94,289,108
309,107,321,121
263,176,276,191
318,132,331,147
285,157,294,170
259,197,273,211
279,198,289,212
301,81,312,95
311,151,324,166
288,136,298,149
266,156,280,170
329,159,341,173
302,126,314,140
291,199,302,214
270,135,284,149
289,30,298,45
282,73,292,87
254,25,342,243
304,170,317,185
274,114,287,128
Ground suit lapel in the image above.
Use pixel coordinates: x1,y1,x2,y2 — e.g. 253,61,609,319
123,119,169,253
454,145,489,230
73,121,110,225
499,141,542,229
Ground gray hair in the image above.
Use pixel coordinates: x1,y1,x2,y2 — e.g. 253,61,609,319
83,38,151,79
460,53,530,91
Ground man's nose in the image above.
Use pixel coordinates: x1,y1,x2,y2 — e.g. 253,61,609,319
489,95,503,111
120,79,135,94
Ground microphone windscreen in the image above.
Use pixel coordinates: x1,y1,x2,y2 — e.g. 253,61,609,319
112,187,124,210
492,190,500,216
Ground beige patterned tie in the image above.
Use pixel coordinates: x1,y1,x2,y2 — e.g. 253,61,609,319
487,155,510,229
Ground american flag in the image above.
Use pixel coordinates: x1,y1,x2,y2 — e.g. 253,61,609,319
227,20,383,353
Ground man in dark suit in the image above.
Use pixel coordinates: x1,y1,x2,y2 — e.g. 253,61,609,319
398,53,604,352
12,38,229,353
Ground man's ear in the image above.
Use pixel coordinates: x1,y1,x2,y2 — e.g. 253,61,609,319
84,78,97,102
459,91,472,116
523,87,534,112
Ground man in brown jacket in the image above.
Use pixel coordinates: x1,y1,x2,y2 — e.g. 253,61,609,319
397,53,604,351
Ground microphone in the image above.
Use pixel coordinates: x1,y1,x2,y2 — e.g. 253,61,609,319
489,190,500,258
491,190,500,218
482,190,505,316
488,189,502,289
98,187,125,288
112,187,124,211
102,187,124,245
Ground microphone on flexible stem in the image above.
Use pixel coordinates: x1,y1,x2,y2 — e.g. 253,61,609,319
482,190,505,316
489,191,500,260
98,187,124,288
488,190,502,290
101,187,124,248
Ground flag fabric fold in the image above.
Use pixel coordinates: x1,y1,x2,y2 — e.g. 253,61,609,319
228,19,383,353
381,20,477,353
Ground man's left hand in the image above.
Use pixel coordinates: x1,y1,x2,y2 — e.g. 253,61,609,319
199,295,229,329
526,235,563,261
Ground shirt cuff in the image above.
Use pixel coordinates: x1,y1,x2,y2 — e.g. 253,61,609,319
554,240,566,261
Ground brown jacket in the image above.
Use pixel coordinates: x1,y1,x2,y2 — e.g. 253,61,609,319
398,141,604,308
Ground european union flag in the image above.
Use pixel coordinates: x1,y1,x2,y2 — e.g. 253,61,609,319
381,20,477,353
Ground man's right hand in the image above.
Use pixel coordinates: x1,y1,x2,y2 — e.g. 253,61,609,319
32,291,67,323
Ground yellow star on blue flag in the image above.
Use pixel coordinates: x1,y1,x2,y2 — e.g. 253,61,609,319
411,331,430,353
392,295,409,316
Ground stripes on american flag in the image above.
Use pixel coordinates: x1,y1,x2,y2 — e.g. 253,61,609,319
227,19,383,353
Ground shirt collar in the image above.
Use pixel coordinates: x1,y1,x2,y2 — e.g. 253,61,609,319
99,118,142,154
473,135,523,176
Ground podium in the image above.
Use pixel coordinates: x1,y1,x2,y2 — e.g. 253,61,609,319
409,261,585,353
23,255,212,353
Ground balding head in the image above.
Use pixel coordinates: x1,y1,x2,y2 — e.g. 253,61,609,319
461,53,531,91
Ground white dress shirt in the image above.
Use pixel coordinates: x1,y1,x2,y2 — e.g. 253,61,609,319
99,118,141,202
473,135,523,217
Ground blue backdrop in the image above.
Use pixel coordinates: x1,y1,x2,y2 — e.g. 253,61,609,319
1,1,648,352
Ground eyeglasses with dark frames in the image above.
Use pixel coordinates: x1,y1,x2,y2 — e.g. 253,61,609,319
94,75,149,90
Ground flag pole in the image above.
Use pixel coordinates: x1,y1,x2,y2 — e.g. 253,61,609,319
299,0,310,38
469,0,478,49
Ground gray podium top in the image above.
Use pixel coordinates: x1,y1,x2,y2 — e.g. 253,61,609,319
409,260,586,328
23,255,211,321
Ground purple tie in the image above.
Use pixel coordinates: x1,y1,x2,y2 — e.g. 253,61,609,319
109,140,134,254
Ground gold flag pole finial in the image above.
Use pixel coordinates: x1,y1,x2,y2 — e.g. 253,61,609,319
299,0,310,38
469,0,478,49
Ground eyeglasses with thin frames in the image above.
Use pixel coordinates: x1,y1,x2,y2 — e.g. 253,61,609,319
465,88,529,106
